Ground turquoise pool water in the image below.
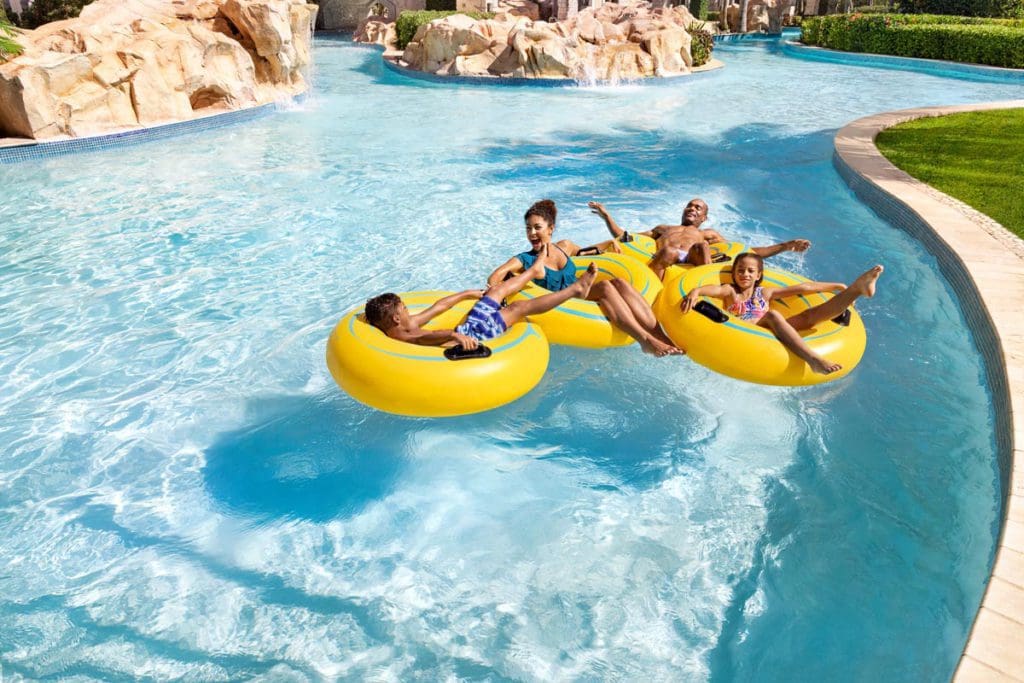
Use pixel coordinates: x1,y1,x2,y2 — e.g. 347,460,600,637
1,38,1021,680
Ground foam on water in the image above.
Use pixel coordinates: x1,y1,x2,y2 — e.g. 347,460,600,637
0,37,1020,680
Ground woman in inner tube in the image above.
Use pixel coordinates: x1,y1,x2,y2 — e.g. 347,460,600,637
487,199,683,357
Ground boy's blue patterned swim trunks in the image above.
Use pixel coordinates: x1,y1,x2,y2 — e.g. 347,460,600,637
455,296,507,342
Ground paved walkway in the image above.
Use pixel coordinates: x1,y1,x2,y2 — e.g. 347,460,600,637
834,100,1024,682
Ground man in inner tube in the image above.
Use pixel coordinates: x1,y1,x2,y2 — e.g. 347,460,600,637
588,198,812,281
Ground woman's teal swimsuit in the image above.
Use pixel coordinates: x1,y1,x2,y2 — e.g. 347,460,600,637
516,244,577,292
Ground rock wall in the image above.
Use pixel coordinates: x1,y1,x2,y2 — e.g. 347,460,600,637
0,0,317,140
360,1,707,81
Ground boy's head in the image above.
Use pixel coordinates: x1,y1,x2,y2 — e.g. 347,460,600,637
365,293,404,331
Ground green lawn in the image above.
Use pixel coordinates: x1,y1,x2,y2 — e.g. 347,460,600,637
875,108,1024,240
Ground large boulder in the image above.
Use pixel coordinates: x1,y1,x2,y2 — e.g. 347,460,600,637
355,17,397,49
389,1,705,81
0,0,317,140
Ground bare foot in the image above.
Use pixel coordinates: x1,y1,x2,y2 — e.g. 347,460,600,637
575,262,598,299
641,336,685,357
809,356,842,375
852,265,884,297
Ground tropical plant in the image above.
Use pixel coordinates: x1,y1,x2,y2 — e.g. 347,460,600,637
0,12,22,60
686,21,714,64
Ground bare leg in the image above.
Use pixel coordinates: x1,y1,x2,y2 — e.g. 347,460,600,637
687,241,711,266
758,310,841,375
785,265,883,331
608,278,678,348
647,245,678,282
485,252,548,303
501,264,597,326
588,281,683,357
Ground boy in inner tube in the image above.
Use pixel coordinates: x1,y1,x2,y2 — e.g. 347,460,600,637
364,246,597,350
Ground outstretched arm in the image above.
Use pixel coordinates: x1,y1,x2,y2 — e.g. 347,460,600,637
765,281,844,301
487,256,525,288
589,201,628,239
751,239,811,259
680,284,733,313
390,325,479,349
410,289,483,326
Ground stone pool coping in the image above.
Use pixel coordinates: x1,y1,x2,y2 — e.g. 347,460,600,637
833,100,1024,682
0,101,280,164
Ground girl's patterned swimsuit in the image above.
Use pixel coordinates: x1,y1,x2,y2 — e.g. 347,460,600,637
728,286,769,322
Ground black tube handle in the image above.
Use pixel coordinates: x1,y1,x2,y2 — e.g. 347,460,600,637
444,344,492,361
694,300,729,323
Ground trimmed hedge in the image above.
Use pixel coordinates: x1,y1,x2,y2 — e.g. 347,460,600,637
801,13,1024,66
688,0,709,20
896,0,1023,18
395,10,494,49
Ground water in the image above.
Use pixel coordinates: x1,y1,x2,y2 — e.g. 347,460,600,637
0,38,1020,680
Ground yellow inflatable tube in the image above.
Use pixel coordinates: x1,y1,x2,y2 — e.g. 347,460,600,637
619,234,747,283
509,253,662,348
619,234,745,265
326,291,549,417
655,265,867,386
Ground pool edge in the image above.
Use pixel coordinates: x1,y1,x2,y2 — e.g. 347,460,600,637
833,101,1024,682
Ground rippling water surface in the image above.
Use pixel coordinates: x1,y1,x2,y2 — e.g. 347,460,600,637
0,38,1021,680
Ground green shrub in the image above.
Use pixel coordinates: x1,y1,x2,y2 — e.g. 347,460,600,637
687,22,714,66
425,0,456,10
688,0,709,20
17,0,94,29
707,10,720,21
395,10,494,49
801,13,1024,67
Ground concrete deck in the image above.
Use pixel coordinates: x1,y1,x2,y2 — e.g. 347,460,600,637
833,100,1024,682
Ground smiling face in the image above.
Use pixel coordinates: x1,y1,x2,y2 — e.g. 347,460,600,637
732,255,763,291
680,199,708,227
524,213,554,251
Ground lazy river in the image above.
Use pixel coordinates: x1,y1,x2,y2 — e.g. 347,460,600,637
0,37,1021,680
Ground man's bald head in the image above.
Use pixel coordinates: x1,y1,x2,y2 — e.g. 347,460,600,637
681,199,708,227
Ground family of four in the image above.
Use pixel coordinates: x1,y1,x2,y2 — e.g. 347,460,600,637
364,199,883,376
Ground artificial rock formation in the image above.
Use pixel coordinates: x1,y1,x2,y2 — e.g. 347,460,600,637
0,0,317,140
358,1,708,81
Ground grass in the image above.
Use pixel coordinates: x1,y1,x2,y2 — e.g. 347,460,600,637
875,108,1024,239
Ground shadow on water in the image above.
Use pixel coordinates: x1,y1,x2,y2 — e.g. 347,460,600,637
203,394,409,522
